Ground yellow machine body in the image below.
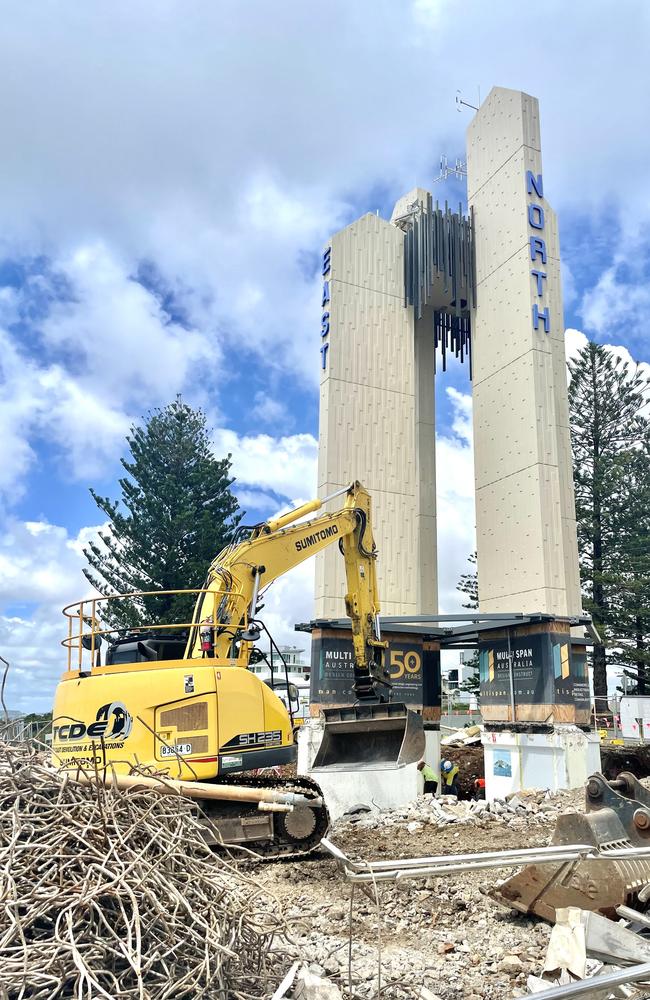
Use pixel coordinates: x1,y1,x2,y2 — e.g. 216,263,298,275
53,658,293,779
52,482,424,853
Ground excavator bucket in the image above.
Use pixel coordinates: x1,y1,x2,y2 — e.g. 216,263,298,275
493,772,650,922
311,703,425,772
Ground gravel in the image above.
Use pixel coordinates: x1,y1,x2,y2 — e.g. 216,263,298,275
258,785,593,999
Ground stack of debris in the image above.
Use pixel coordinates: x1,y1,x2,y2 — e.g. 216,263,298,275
339,786,575,834
0,741,289,999
526,905,650,996
440,724,482,748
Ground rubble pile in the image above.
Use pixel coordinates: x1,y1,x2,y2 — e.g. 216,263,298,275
336,785,583,837
0,742,287,1000
258,783,599,999
273,856,553,998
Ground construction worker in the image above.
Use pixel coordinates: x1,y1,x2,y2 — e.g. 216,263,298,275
440,759,460,796
417,760,438,794
472,777,486,800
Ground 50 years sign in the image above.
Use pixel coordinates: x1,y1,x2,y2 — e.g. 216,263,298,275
309,629,438,710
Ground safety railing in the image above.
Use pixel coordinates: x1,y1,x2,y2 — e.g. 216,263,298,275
61,588,249,673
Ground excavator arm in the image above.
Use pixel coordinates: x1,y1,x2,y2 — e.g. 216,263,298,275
184,482,390,701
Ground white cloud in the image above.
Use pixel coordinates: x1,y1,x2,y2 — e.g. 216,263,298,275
235,488,283,514
0,518,100,606
1,3,650,504
257,561,315,655
436,388,476,614
0,613,64,713
213,428,318,503
1,0,649,411
565,327,588,363
565,327,650,412
0,325,133,494
0,519,104,713
581,260,650,346
0,240,225,494
251,392,292,429
39,243,215,403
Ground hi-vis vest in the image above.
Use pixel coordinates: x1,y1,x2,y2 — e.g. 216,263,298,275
441,765,459,786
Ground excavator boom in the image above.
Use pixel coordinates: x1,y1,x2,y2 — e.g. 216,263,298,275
186,482,389,701
184,480,424,770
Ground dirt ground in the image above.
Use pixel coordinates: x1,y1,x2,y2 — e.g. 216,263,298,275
256,809,559,999
253,752,650,997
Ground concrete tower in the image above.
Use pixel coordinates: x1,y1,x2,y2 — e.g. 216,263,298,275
467,87,581,618
306,86,594,802
314,206,438,619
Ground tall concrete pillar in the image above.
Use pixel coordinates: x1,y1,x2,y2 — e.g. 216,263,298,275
315,204,437,619
467,87,582,618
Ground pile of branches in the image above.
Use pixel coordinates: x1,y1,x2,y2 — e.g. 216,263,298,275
0,741,287,999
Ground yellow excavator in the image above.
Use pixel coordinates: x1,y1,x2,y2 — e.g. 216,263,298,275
52,482,424,856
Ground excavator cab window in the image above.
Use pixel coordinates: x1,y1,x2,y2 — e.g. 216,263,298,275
105,632,188,666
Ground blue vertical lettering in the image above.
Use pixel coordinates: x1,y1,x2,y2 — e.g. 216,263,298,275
320,342,330,369
530,269,547,297
526,171,544,198
321,247,332,370
532,304,550,333
528,204,545,230
529,236,547,264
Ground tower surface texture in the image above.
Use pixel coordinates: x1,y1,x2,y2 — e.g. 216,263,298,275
315,87,581,624
467,87,581,616
315,208,438,619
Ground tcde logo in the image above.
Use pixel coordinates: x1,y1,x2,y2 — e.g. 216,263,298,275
53,702,133,742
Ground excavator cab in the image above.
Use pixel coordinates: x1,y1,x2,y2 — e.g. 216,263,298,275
312,703,425,771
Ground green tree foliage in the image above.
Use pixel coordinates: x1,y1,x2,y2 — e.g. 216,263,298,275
83,398,241,633
457,550,478,610
456,551,480,698
568,342,650,699
608,434,650,694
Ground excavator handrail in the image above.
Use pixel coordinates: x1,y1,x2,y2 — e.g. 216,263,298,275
61,588,249,673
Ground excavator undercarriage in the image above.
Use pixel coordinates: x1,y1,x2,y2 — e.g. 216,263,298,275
199,774,330,858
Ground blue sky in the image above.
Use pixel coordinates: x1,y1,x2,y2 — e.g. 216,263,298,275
1,1,649,711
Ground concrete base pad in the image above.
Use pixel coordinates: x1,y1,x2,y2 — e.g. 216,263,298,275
297,718,440,821
482,725,601,801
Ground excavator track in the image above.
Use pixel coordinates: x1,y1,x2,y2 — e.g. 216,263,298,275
198,773,330,860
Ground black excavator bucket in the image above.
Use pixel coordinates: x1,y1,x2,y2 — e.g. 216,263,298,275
493,772,650,921
311,703,425,772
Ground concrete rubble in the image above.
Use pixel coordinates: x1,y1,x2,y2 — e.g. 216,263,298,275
525,905,650,997
440,724,483,748
259,783,593,999
262,778,650,998
337,785,579,834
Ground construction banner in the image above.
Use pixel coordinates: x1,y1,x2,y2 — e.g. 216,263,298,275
309,628,440,713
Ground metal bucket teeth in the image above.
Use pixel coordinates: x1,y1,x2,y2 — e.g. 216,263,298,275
492,772,650,921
